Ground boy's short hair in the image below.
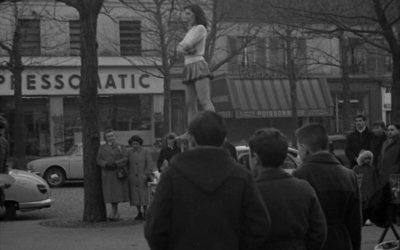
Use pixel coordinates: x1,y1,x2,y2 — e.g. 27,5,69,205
188,111,227,147
249,128,288,168
296,123,329,152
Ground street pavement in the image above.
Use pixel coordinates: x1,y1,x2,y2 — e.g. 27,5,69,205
0,183,394,250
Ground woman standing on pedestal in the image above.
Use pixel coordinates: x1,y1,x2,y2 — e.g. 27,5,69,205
177,4,215,138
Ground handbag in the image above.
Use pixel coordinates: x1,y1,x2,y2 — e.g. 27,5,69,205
116,166,128,180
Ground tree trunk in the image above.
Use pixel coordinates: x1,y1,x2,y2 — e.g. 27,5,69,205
392,57,400,123
289,60,298,148
339,35,352,132
78,1,106,222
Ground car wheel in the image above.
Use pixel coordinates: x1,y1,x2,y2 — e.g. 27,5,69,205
0,201,17,221
44,167,66,188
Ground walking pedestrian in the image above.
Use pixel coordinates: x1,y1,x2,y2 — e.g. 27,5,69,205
97,129,129,221
378,123,400,186
353,150,379,225
127,135,155,220
145,111,271,250
156,133,181,173
345,115,374,169
293,123,362,250
176,3,215,139
249,127,327,250
370,120,387,168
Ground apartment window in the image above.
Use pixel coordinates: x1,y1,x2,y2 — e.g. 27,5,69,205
18,19,40,56
119,21,141,56
69,20,80,56
348,38,366,74
228,37,266,73
268,38,307,73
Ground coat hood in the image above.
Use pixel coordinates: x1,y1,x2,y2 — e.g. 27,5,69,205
169,147,238,193
357,150,373,166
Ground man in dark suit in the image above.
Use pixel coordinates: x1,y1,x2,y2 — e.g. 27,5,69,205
370,120,387,168
345,115,374,169
293,123,362,250
378,123,400,186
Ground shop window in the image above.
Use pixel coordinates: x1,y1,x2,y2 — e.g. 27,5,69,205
18,19,41,56
0,97,50,157
63,95,151,152
119,20,141,56
69,20,80,56
330,92,370,133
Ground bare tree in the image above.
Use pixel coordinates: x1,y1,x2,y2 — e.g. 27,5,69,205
0,1,66,169
55,0,106,222
114,0,264,136
274,0,400,123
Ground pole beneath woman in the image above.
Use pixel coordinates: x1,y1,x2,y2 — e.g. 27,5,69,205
177,4,215,139
96,129,129,221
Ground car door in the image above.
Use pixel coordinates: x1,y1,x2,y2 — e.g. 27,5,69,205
68,145,84,180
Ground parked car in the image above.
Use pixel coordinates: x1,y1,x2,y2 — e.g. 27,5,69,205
329,134,349,168
0,170,53,221
27,142,156,188
235,145,300,173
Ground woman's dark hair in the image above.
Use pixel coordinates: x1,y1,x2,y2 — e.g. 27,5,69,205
184,4,207,29
103,129,115,141
128,135,144,146
249,128,288,168
188,111,226,147
296,123,329,152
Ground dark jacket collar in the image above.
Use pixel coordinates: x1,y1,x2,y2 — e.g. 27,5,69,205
256,167,292,182
304,151,341,165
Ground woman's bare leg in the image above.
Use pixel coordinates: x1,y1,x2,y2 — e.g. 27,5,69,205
184,83,198,124
195,78,215,112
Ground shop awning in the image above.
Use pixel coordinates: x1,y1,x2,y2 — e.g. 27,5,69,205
211,77,334,118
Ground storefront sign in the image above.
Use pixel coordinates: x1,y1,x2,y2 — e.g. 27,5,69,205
212,95,229,103
217,111,233,118
235,108,332,118
328,83,377,91
384,103,391,109
0,67,164,95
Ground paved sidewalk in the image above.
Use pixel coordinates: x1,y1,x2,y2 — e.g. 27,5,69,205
0,219,394,250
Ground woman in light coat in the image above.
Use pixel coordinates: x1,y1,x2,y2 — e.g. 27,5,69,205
97,129,129,221
127,135,155,220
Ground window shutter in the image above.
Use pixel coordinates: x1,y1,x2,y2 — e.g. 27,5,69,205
18,19,41,56
255,38,266,70
228,37,238,73
120,21,142,56
69,20,80,56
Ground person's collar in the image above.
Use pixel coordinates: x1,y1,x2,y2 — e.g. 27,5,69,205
357,126,366,133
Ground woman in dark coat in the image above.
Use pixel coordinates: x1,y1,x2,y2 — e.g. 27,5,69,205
249,128,327,250
127,135,155,220
97,129,129,221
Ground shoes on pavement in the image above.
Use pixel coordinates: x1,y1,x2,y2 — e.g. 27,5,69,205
109,213,120,222
134,212,144,221
365,219,372,226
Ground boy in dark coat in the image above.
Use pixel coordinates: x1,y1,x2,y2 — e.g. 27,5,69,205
145,111,271,250
249,127,327,250
293,123,362,250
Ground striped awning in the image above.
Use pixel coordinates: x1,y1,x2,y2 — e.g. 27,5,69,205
211,77,334,118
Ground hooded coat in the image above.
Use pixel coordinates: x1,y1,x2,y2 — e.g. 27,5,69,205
144,147,271,250
353,151,379,203
293,152,362,250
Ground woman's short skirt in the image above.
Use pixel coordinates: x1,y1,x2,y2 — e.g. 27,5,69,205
182,60,213,85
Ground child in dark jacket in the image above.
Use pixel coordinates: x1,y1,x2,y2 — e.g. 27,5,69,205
353,150,379,226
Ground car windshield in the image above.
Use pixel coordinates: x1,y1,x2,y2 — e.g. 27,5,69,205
66,144,79,156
